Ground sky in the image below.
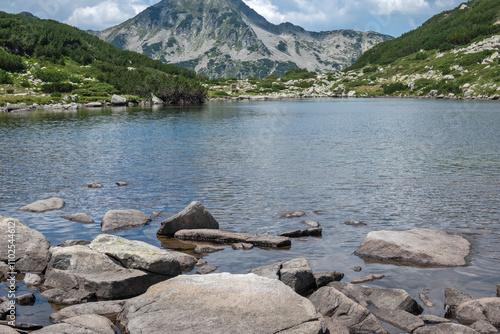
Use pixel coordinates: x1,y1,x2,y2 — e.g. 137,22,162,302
0,0,465,37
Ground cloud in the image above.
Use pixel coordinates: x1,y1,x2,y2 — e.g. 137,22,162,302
369,0,431,15
243,0,286,24
65,0,148,30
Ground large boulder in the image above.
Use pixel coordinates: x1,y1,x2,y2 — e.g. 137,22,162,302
111,94,127,105
101,209,151,232
309,286,388,334
0,218,50,272
373,308,425,332
354,229,470,267
413,323,480,334
61,213,94,224
329,282,423,315
31,314,118,334
117,273,325,334
19,197,65,213
89,234,184,276
174,229,291,248
251,258,316,295
50,300,126,323
455,297,500,326
444,288,475,317
43,245,169,300
157,201,219,236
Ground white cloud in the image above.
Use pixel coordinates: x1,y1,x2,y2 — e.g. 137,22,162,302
369,0,431,15
243,0,286,24
65,0,148,30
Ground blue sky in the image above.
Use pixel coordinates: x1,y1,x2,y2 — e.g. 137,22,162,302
0,0,465,37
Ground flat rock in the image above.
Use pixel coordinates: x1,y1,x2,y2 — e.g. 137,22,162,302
0,218,50,272
250,261,283,280
117,273,325,334
194,244,224,253
0,325,18,334
301,220,320,227
49,300,126,323
61,213,94,224
278,228,322,238
57,239,91,247
19,197,65,213
89,234,183,276
31,314,118,334
455,297,500,326
232,242,254,250
310,286,388,334
354,229,471,267
101,209,151,232
174,229,291,248
277,210,306,218
43,245,168,300
444,288,475,317
329,282,423,315
351,274,385,284
41,288,97,305
373,308,425,332
196,265,217,275
157,201,219,236
345,220,367,226
116,182,130,186
419,315,451,324
0,321,43,330
413,323,480,333
470,320,498,333
314,271,344,289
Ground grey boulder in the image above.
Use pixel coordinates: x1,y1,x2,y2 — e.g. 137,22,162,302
413,323,480,334
314,271,344,289
117,273,325,334
278,210,306,218
19,197,65,213
101,209,151,232
111,94,127,105
373,308,425,332
455,297,500,326
61,213,94,224
174,229,291,248
0,218,50,272
354,229,470,267
157,201,219,236
444,288,475,317
278,228,322,238
50,300,126,323
32,314,119,334
0,325,18,334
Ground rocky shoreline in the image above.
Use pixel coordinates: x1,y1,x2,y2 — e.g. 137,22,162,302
1,198,499,333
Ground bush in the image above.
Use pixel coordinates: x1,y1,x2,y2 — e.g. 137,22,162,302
0,69,13,84
0,47,26,72
383,82,408,94
33,69,69,82
41,82,74,93
363,66,378,73
284,68,316,80
414,52,428,60
6,89,14,94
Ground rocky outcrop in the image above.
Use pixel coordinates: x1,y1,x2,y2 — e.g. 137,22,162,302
19,197,65,213
157,201,219,236
251,258,316,295
117,273,325,334
174,229,291,248
0,218,50,272
310,286,388,334
31,314,119,334
354,229,470,267
101,209,151,232
50,300,126,323
329,282,423,315
43,239,179,300
61,213,94,224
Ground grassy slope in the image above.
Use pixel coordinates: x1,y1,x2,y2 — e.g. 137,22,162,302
0,11,206,105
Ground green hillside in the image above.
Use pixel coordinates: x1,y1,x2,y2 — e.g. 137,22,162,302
0,11,206,105
350,0,500,69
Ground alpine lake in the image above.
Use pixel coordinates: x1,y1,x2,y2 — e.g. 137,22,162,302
1,98,499,331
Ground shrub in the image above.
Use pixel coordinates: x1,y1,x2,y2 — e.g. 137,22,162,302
0,69,13,84
41,82,74,93
383,82,408,94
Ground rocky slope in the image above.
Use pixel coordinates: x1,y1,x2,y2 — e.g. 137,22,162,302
96,0,392,78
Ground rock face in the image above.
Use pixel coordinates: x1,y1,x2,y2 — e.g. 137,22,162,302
330,282,423,315
251,258,316,295
354,229,471,267
19,197,65,212
174,229,291,248
117,273,325,334
61,213,94,224
157,201,219,236
43,240,178,300
89,234,183,276
0,218,50,272
31,314,118,334
455,297,500,326
310,286,388,334
101,209,151,232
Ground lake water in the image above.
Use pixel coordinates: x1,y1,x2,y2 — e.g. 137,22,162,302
1,98,499,329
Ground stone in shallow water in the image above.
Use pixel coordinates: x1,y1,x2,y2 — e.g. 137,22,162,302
117,273,325,334
83,182,103,188
278,228,322,238
61,213,94,224
174,229,291,248
49,300,126,323
277,210,306,218
444,288,475,318
157,201,219,236
354,229,470,267
455,297,500,326
100,209,151,232
301,220,320,227
19,197,65,213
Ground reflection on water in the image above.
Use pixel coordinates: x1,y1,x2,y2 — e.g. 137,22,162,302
1,98,499,328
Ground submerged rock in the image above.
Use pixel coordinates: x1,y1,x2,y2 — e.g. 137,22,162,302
0,218,50,272
354,229,470,267
83,182,103,188
194,244,224,254
157,201,219,236
174,229,291,248
231,242,254,250
101,209,151,232
301,220,320,227
19,197,65,213
117,273,325,334
277,210,306,218
61,213,94,224
196,265,217,275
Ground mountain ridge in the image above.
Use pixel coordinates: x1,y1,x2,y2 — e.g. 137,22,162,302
96,0,392,78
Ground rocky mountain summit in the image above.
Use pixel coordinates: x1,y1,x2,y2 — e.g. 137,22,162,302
96,0,392,78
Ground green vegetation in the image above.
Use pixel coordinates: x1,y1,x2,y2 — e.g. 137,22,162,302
349,0,500,69
0,11,206,105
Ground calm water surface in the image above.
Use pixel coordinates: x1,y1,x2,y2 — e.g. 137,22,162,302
1,98,499,328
